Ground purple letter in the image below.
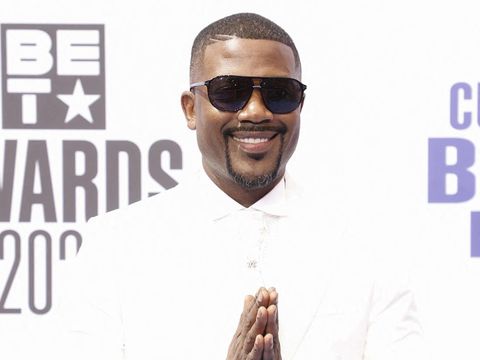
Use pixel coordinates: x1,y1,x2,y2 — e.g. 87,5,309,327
470,212,480,257
450,83,472,130
428,138,475,203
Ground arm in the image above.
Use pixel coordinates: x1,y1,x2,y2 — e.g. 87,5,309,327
363,272,429,360
58,216,125,360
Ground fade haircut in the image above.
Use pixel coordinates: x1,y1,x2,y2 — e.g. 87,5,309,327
190,13,301,81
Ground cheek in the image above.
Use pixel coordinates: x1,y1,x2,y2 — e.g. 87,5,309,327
195,106,231,155
196,122,221,157
284,118,301,154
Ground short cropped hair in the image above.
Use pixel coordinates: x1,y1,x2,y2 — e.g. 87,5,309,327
190,13,301,81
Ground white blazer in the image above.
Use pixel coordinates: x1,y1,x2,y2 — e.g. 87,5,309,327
60,170,427,360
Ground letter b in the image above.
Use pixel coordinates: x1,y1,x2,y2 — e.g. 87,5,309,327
428,138,475,203
6,29,53,75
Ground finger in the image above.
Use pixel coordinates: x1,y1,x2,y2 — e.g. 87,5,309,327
240,295,256,323
267,287,278,306
241,295,261,337
266,304,281,358
265,304,278,336
256,287,269,308
246,334,264,360
236,295,256,335
262,333,275,360
243,306,268,354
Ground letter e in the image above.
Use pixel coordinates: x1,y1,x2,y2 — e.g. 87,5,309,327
56,30,100,75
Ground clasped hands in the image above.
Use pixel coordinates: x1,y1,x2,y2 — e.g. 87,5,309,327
227,287,281,360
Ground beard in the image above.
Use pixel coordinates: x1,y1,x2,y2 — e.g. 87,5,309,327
225,134,284,190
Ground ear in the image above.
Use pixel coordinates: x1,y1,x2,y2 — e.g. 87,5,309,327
181,91,196,130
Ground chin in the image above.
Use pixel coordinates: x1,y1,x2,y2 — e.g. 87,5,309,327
225,139,284,190
230,171,278,190
227,161,281,190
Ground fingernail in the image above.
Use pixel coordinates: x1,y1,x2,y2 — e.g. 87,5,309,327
257,307,262,319
267,335,274,348
257,291,263,303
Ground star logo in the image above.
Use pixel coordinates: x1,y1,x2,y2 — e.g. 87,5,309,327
2,24,105,129
57,79,100,124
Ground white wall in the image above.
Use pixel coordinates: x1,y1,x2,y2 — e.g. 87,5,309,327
1,0,479,358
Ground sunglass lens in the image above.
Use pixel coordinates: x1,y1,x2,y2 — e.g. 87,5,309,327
262,78,303,114
208,76,252,112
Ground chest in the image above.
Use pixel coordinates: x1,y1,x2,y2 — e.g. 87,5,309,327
117,215,372,359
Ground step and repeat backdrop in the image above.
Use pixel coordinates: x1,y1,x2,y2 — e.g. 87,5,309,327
1,0,480,359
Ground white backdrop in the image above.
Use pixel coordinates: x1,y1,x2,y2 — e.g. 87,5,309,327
1,0,480,359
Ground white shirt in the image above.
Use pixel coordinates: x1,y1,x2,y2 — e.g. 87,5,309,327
60,169,427,360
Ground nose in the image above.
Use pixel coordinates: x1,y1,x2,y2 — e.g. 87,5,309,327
237,88,273,123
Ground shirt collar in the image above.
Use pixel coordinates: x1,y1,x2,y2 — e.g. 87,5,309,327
195,168,290,221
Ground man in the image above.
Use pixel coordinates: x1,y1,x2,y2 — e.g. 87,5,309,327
63,13,426,360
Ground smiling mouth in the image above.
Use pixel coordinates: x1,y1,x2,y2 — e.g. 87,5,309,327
223,124,286,156
232,137,271,144
228,131,279,154
231,131,278,143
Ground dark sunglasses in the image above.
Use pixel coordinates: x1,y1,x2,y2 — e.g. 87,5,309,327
190,75,307,114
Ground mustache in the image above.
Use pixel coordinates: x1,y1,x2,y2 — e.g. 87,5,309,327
223,124,287,136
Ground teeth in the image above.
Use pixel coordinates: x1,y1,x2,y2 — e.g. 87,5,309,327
233,137,270,144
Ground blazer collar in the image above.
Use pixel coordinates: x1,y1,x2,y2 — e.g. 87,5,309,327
192,168,300,221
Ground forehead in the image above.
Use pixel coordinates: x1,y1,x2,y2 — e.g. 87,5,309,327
198,38,299,81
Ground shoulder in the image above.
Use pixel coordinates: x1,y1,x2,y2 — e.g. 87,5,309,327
90,176,196,229
79,175,201,256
